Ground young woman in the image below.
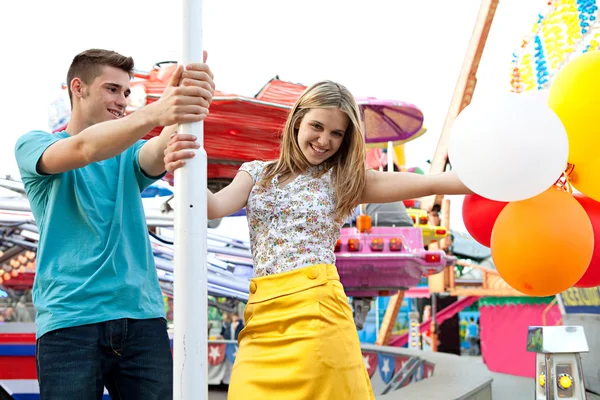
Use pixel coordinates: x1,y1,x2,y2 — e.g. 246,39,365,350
164,80,470,399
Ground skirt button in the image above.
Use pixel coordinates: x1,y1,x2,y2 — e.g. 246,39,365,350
307,266,319,280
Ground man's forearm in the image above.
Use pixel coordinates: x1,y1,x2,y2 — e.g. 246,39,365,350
138,125,178,176
80,106,158,164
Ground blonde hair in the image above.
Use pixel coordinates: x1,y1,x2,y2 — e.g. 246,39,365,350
260,80,366,222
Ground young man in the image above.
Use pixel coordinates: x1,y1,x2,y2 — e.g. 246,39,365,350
14,49,214,399
219,312,244,341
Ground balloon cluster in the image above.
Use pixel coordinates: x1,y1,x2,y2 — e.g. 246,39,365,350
511,0,599,93
450,51,600,296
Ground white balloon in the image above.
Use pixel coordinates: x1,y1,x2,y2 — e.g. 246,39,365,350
521,89,549,105
448,93,569,202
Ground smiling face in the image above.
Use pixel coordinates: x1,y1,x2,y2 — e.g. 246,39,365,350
72,65,131,127
296,108,349,166
265,80,366,222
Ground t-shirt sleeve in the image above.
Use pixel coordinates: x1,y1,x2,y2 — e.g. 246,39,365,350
14,131,62,180
132,140,167,191
238,160,266,184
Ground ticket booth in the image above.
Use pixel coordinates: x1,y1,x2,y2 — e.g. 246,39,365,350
526,325,589,399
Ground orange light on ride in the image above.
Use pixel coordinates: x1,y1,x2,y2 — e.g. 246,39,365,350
348,238,361,252
424,253,441,263
334,239,342,252
389,238,403,251
419,216,428,225
356,215,372,233
491,188,594,296
370,238,384,251
435,229,446,236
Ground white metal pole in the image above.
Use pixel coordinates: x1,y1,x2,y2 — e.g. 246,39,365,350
387,141,394,172
174,0,207,399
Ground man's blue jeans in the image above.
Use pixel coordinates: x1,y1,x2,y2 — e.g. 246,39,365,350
36,318,173,400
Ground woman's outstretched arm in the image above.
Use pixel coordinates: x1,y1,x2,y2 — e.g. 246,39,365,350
360,169,472,204
163,133,254,219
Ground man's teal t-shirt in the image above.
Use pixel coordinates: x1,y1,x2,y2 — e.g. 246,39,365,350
15,130,165,338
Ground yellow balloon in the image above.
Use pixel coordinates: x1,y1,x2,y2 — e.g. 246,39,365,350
549,51,600,165
571,157,600,202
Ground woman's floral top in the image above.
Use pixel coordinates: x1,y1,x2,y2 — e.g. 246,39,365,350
239,160,343,277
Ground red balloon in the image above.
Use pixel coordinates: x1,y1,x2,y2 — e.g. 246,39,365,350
573,194,600,288
462,194,508,247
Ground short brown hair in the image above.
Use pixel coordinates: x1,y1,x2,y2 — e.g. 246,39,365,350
66,49,134,104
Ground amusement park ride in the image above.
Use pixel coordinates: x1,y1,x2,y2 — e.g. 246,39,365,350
1,0,598,398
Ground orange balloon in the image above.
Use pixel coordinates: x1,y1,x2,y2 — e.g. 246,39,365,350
491,188,594,296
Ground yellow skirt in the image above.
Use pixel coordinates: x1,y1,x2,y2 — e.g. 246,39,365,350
228,264,375,400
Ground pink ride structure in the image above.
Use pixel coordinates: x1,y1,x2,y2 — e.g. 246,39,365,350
336,221,455,329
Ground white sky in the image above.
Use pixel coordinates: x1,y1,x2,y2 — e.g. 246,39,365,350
0,0,545,232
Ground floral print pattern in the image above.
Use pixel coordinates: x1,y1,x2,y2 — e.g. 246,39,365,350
239,160,342,277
